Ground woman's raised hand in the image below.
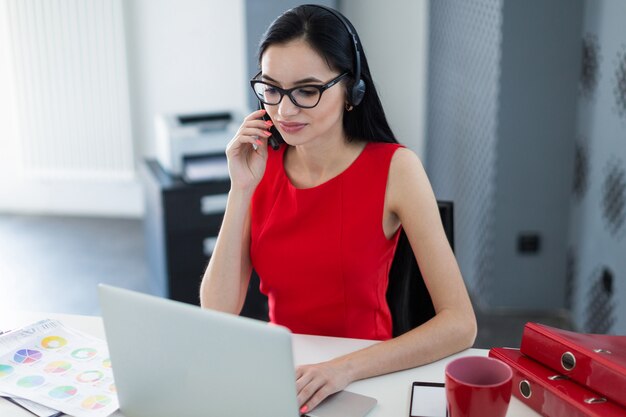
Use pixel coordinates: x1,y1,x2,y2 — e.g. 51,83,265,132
225,109,274,191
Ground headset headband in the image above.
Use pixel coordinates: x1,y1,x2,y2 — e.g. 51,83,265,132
303,4,365,106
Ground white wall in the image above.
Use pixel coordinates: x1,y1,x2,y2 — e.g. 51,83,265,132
123,0,248,159
0,0,247,217
0,0,140,217
341,0,429,158
0,2,19,178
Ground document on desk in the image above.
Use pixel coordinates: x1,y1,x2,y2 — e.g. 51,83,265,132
0,319,118,417
0,395,62,417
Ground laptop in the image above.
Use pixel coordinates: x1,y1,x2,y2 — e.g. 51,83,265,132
98,284,377,417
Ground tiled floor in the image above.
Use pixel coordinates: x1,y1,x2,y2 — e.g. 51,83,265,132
0,214,571,348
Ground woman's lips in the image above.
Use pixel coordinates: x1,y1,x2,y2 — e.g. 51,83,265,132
278,121,306,133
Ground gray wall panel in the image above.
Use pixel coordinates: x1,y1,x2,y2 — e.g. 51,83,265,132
569,0,626,334
492,0,582,309
427,0,582,312
426,0,503,306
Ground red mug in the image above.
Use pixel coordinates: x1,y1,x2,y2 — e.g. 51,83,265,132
445,356,513,417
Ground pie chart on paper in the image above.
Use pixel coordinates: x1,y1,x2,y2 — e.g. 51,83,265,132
71,347,97,360
13,349,43,364
41,335,68,349
0,364,14,378
44,360,72,374
82,395,112,410
76,370,104,383
17,375,45,388
48,385,78,400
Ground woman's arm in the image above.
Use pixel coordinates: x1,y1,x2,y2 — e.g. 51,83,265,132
199,109,273,313
199,189,254,313
296,147,477,413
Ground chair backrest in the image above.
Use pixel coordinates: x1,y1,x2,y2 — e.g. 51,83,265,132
386,201,454,337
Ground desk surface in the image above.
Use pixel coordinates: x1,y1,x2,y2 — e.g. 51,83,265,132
0,311,539,417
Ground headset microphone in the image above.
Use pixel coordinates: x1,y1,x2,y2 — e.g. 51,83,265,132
258,101,281,150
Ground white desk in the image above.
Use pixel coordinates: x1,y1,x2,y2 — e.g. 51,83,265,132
0,311,539,417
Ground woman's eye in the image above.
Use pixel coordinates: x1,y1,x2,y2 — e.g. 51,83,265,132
295,88,318,97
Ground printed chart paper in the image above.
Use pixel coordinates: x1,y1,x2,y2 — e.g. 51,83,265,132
0,395,62,417
0,319,118,417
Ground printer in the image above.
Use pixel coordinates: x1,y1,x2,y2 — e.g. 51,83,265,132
155,111,238,179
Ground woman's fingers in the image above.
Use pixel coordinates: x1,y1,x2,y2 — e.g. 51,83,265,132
227,124,272,154
227,133,270,156
295,363,347,413
301,384,336,413
223,110,274,189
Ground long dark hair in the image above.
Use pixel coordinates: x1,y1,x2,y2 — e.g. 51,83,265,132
258,5,398,144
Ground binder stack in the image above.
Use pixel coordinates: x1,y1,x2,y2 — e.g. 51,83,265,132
488,323,626,417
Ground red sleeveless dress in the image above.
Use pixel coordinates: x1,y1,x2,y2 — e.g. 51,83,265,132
250,142,403,340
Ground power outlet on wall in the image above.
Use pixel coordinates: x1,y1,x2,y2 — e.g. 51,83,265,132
517,233,541,254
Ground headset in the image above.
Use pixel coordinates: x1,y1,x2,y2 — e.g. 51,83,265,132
304,4,366,107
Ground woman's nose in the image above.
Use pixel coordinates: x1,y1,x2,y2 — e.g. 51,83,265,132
277,95,300,117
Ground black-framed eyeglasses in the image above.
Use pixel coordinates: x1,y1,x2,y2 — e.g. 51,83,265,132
250,72,349,109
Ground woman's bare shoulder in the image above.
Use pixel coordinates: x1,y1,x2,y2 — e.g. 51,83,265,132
387,146,437,219
389,147,428,185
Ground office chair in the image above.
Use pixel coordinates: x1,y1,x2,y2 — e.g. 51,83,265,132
387,201,454,337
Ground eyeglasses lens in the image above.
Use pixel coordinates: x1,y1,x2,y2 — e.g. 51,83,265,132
253,83,320,108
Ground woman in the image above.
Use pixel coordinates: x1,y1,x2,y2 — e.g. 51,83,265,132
200,4,476,414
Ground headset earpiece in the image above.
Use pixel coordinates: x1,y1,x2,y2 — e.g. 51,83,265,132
350,79,366,107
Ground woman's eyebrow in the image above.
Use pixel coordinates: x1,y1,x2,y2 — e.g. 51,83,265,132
261,74,324,85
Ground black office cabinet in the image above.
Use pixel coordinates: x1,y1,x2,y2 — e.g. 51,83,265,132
141,159,229,305
141,159,268,320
